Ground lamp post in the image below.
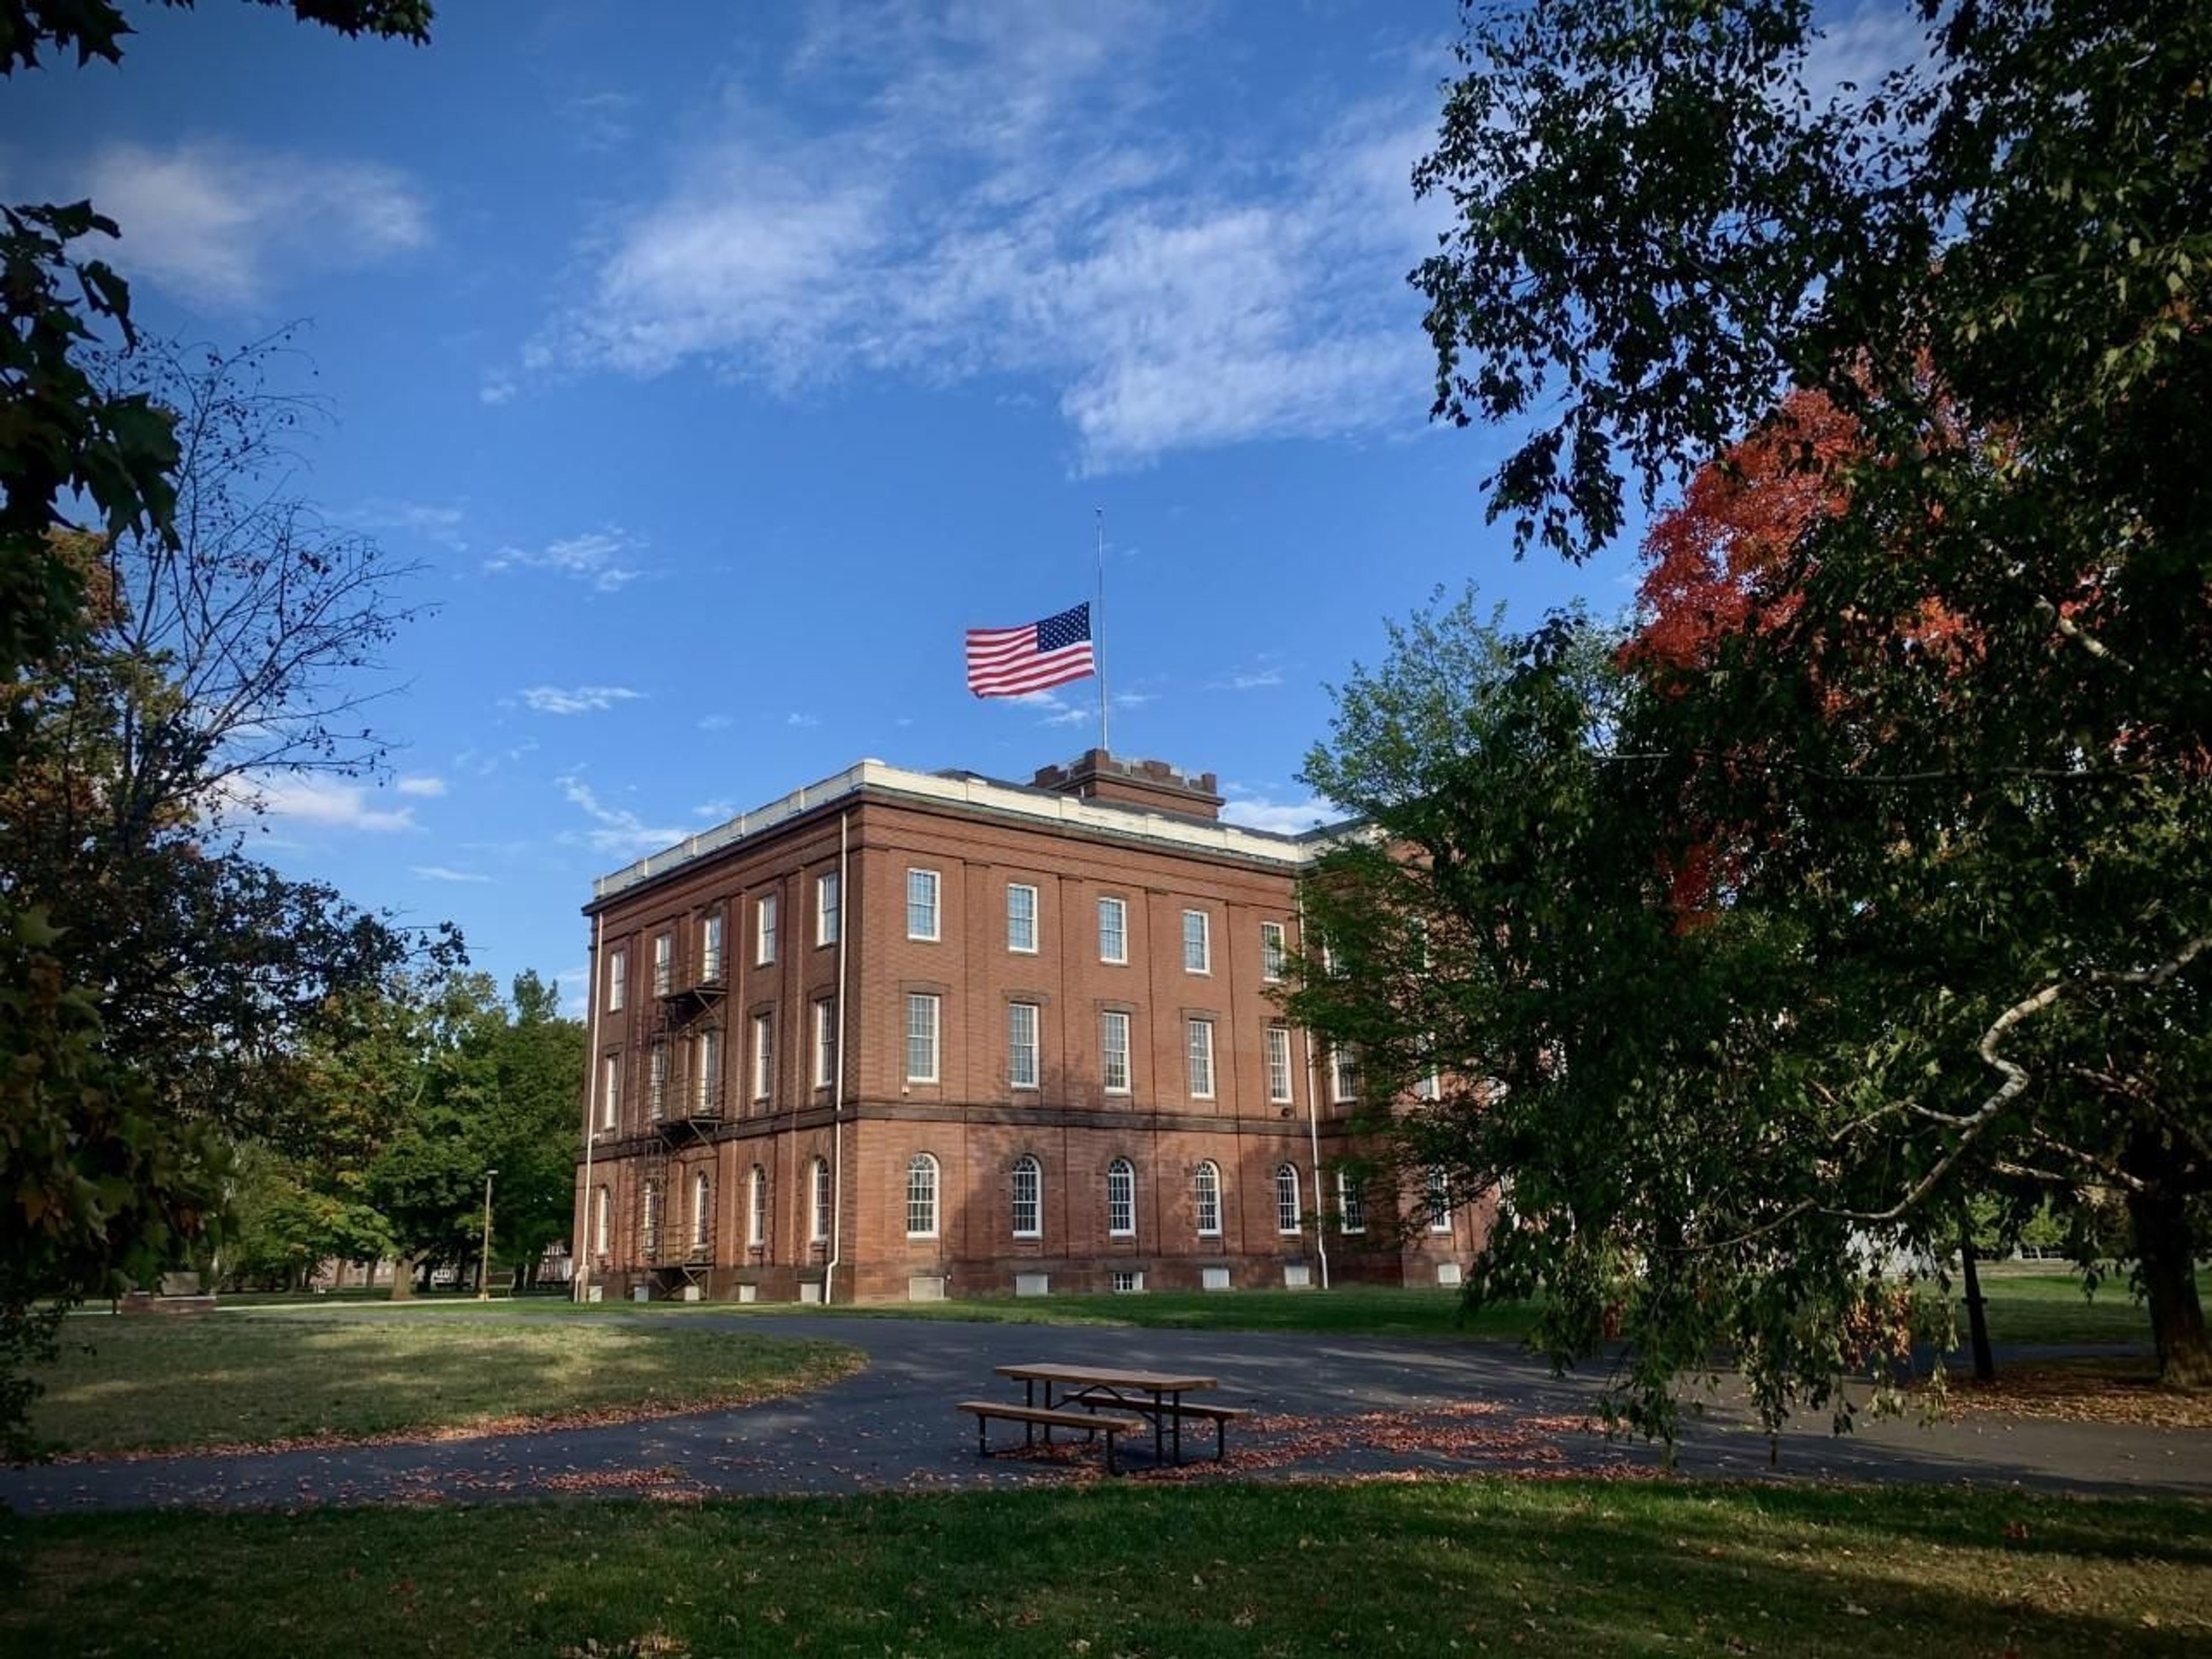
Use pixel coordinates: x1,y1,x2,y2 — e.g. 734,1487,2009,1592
476,1168,498,1301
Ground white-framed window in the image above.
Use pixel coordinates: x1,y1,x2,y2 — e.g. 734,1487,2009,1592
641,1179,661,1251
701,914,724,982
906,1152,940,1238
605,947,626,1012
813,997,838,1090
756,893,778,965
748,1164,767,1249
906,868,940,941
696,1027,719,1112
1193,1161,1222,1237
1182,908,1211,974
1275,1162,1302,1234
692,1169,711,1250
1097,895,1127,964
1007,1001,1040,1089
1426,1167,1453,1233
1260,921,1287,982
1101,1010,1131,1094
1006,882,1038,953
1010,1154,1041,1238
1337,1167,1367,1234
904,992,940,1082
1265,1025,1294,1105
810,1157,831,1243
1105,1157,1135,1237
592,1184,610,1253
816,871,840,945
600,1054,621,1130
648,1041,669,1120
1111,1270,1143,1293
653,931,673,995
1331,1045,1358,1104
751,1010,774,1104
1185,1017,1215,1099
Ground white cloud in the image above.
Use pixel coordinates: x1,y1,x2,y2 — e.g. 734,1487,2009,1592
479,372,517,407
1806,2,1934,101
396,774,448,797
521,684,645,716
484,528,647,592
785,711,821,728
1219,794,1335,836
75,139,428,310
411,863,493,884
557,775,690,858
696,713,735,731
521,8,1442,469
1008,688,1094,728
347,499,467,552
239,774,417,833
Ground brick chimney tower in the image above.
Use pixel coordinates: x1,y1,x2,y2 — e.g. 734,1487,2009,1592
1032,751,1224,820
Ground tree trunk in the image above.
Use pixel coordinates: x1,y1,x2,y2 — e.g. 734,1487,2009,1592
387,1255,418,1301
2128,1185,2210,1389
1957,1213,1996,1382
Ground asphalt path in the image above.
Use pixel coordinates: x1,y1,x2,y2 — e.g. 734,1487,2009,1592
4,1312,2205,1514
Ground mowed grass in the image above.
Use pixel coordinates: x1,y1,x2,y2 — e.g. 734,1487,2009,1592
23,1309,862,1458
1956,1268,2202,1348
5,1479,2207,1658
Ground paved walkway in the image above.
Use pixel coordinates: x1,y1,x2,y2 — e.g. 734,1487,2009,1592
5,1313,2205,1514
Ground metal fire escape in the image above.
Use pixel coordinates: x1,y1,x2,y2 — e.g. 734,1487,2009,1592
640,935,726,1296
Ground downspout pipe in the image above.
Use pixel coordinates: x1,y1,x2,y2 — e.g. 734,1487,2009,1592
575,911,603,1302
1295,889,1330,1291
824,810,851,1305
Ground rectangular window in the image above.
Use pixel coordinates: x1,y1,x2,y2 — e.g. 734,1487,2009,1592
813,997,838,1090
1111,1270,1144,1294
1332,1045,1358,1104
1426,1168,1453,1233
816,870,840,945
1097,896,1127,964
1006,882,1038,953
1101,1010,1131,1094
906,992,940,1083
605,948,626,1012
1185,1017,1215,1099
748,1166,766,1248
1007,1001,1040,1089
1010,1158,1041,1238
906,868,940,941
653,931,672,995
751,1012,774,1104
1182,908,1211,974
701,914,724,982
600,1054,621,1130
1338,1168,1368,1234
756,893,777,965
697,1027,719,1112
812,1160,831,1243
648,1043,668,1119
1260,921,1286,982
1265,1026,1294,1105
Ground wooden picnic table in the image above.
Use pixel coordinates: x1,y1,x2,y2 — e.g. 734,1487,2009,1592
994,1362,1219,1465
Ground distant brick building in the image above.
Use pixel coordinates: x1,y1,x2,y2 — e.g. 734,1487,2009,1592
574,751,1488,1303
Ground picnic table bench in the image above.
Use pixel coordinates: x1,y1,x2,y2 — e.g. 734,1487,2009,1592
956,1400,1147,1474
990,1363,1252,1465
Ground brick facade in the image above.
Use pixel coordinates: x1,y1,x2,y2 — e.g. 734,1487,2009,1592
572,753,1490,1304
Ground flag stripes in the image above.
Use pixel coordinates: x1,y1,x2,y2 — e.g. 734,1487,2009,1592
965,601,1096,697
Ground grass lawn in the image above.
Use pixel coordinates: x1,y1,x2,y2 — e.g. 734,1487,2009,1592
1957,1268,2199,1348
3,1479,2206,1657
23,1309,862,1459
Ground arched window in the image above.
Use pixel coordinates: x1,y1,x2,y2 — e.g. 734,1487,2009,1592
748,1164,767,1249
1425,1166,1453,1233
1010,1154,1042,1238
1106,1157,1135,1238
691,1169,711,1250
810,1158,831,1243
1275,1162,1302,1234
906,1152,940,1238
1192,1161,1221,1237
593,1184,610,1253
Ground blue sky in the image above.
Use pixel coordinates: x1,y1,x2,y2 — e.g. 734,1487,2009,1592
12,1,1913,1009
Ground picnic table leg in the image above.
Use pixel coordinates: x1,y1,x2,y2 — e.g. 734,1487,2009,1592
1024,1378,1036,1446
1171,1392,1183,1464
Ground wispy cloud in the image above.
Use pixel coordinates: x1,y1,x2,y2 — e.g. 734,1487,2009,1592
73,139,428,310
785,711,821,729
237,774,418,833
411,863,493,884
521,684,645,716
557,775,689,858
1220,793,1335,835
697,713,735,732
484,528,647,592
396,774,448,797
346,499,468,552
520,6,1442,470
1211,653,1291,692
1009,688,1094,728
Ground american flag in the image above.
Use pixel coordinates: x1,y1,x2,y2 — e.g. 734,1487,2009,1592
965,601,1097,698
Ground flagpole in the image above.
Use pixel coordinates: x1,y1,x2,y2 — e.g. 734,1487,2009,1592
1095,507,1108,755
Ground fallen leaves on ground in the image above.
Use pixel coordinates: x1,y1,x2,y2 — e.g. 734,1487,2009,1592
1933,1362,2212,1429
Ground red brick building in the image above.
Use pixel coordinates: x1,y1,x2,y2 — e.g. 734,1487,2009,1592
573,751,1487,1303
